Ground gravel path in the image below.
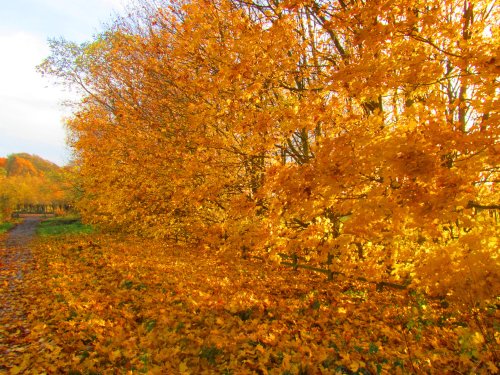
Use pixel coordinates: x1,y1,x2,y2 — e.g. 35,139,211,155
0,216,43,369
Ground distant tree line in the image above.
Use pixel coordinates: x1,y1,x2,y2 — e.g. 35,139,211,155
0,154,74,220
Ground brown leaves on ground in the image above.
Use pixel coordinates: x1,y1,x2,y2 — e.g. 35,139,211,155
1,234,498,374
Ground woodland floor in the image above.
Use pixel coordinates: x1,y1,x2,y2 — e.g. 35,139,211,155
0,219,498,374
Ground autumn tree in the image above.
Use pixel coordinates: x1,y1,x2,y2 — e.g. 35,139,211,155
41,0,499,302
0,154,73,217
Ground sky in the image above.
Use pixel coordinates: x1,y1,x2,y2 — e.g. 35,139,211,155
0,0,128,166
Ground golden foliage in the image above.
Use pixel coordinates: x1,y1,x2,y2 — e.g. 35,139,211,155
39,0,499,301
0,154,73,219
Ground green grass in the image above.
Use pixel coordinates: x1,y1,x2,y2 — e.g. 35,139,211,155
37,216,94,236
0,222,14,234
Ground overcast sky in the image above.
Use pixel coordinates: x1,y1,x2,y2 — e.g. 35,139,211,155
0,0,128,166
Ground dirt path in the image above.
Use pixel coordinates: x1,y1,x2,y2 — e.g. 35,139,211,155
0,216,43,368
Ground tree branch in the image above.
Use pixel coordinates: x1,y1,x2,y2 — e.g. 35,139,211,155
467,201,500,210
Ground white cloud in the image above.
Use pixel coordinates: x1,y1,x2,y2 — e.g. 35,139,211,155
0,32,72,165
0,0,132,165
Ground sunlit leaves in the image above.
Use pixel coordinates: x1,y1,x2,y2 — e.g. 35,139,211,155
40,0,500,307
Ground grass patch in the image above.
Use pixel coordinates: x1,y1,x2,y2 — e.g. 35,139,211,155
0,222,14,234
37,216,94,236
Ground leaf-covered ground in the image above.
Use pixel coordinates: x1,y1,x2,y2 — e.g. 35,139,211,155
1,234,498,374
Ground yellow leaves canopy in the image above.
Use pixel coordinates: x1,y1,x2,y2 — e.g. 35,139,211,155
40,0,500,301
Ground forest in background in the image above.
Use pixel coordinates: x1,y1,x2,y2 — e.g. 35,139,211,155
0,153,73,221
